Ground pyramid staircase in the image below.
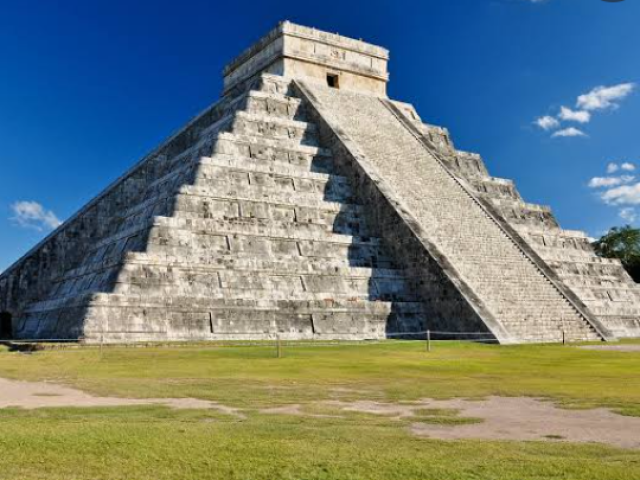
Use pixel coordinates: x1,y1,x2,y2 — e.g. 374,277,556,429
297,82,607,343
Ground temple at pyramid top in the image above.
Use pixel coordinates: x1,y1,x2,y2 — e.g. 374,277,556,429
223,21,390,97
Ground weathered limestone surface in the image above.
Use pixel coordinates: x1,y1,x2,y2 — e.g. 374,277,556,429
0,74,424,342
401,116,640,339
297,83,608,343
0,21,637,343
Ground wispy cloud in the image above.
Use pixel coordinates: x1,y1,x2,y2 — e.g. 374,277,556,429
601,184,640,206
588,175,635,188
535,116,559,130
607,163,620,174
10,201,62,231
606,162,635,174
534,82,636,138
558,106,591,124
577,83,636,111
620,207,637,223
551,127,586,138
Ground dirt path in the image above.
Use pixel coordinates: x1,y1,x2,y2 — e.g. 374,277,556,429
0,377,241,416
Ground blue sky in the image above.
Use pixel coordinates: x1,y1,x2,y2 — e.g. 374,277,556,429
1,0,638,272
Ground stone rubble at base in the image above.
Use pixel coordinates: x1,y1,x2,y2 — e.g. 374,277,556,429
0,21,638,344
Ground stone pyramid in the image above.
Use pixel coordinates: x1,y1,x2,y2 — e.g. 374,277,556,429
1,22,638,343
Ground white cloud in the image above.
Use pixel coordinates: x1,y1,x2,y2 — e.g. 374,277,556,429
588,175,635,188
589,163,640,224
607,163,620,174
10,201,62,231
552,127,587,138
534,82,635,139
621,162,636,172
576,83,636,111
558,106,591,124
600,183,640,206
535,115,559,130
619,207,637,223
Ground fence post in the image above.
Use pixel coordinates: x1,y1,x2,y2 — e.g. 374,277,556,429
276,335,282,359
427,330,431,352
562,330,566,346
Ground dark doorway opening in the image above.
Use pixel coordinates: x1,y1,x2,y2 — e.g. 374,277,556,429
326,74,340,89
0,312,13,339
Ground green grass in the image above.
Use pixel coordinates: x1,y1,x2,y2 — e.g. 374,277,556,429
0,340,639,479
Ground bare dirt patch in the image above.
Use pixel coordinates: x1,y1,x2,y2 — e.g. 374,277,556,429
277,398,640,449
0,378,242,416
578,345,640,352
409,397,640,449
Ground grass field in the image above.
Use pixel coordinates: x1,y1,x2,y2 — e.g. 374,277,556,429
1,340,639,479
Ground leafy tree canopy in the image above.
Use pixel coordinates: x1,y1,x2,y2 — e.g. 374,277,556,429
592,225,640,282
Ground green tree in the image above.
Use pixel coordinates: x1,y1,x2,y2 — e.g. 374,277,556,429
592,226,640,282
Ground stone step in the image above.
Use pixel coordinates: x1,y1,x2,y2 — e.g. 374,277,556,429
82,199,375,267
25,254,415,307
25,284,424,316
592,315,640,337
214,131,331,162
120,181,366,229
190,164,353,202
200,154,338,180
490,198,553,215
241,89,305,121
519,226,591,242
178,183,354,209
80,293,426,342
126,249,397,272
231,110,319,147
572,286,640,302
470,177,521,201
590,304,640,316
535,248,605,263
112,275,415,303
172,198,368,236
114,257,414,299
561,273,637,288
549,260,629,278
150,215,379,244
253,73,297,96
54,239,401,292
